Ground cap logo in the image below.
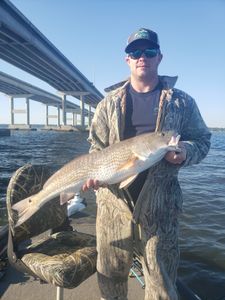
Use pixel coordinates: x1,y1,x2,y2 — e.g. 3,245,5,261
134,29,149,40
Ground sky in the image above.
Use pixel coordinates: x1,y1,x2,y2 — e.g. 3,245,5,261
0,0,225,128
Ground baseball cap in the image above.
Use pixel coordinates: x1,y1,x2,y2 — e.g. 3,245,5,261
125,28,160,53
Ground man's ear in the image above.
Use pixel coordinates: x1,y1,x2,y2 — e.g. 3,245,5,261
158,53,163,63
125,55,130,65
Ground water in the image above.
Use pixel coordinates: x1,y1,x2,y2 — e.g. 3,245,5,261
178,130,225,299
0,129,90,223
0,129,225,300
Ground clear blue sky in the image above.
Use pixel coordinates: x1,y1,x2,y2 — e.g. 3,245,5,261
1,0,225,128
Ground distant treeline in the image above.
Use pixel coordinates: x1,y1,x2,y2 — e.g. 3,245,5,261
209,127,225,131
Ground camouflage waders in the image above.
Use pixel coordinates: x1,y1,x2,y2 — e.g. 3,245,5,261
88,76,211,299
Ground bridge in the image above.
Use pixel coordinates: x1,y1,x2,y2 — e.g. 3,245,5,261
0,0,103,128
0,71,93,129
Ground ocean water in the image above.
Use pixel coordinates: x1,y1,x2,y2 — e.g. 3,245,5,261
0,129,224,300
178,130,225,300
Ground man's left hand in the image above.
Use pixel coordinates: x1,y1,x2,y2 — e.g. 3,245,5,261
164,142,187,165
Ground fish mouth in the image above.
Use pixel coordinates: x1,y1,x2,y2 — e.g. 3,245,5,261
168,134,181,152
172,134,180,144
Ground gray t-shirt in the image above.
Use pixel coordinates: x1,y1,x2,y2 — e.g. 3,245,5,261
124,83,160,139
124,83,161,204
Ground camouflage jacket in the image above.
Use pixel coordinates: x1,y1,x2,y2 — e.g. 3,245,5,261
88,76,211,228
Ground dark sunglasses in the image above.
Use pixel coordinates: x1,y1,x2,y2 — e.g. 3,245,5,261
128,48,159,59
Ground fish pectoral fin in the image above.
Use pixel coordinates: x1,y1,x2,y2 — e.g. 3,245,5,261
133,151,150,161
119,174,138,189
116,155,139,172
60,192,75,205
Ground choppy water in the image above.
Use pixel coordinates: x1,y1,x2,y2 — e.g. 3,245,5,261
0,129,224,300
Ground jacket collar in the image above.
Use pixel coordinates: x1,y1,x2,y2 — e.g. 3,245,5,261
158,75,178,90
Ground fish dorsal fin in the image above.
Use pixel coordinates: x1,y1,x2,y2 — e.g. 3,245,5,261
119,174,138,189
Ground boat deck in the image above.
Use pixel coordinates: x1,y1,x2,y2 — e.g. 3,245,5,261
1,265,143,300
0,212,144,300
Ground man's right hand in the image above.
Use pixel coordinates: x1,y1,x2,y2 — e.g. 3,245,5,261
82,179,100,192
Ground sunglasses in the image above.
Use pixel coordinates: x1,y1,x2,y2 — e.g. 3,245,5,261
128,48,159,59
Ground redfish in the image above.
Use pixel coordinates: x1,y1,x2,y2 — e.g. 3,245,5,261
12,131,180,227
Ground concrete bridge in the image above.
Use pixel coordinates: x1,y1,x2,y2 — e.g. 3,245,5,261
0,0,103,129
0,71,94,130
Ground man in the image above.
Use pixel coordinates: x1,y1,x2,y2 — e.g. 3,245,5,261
83,28,211,300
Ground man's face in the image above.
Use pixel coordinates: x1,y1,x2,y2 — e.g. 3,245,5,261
125,42,162,80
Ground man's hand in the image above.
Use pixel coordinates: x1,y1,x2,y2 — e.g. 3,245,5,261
82,179,100,192
164,142,187,165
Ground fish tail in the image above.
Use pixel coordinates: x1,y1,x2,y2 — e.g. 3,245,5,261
11,196,39,227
